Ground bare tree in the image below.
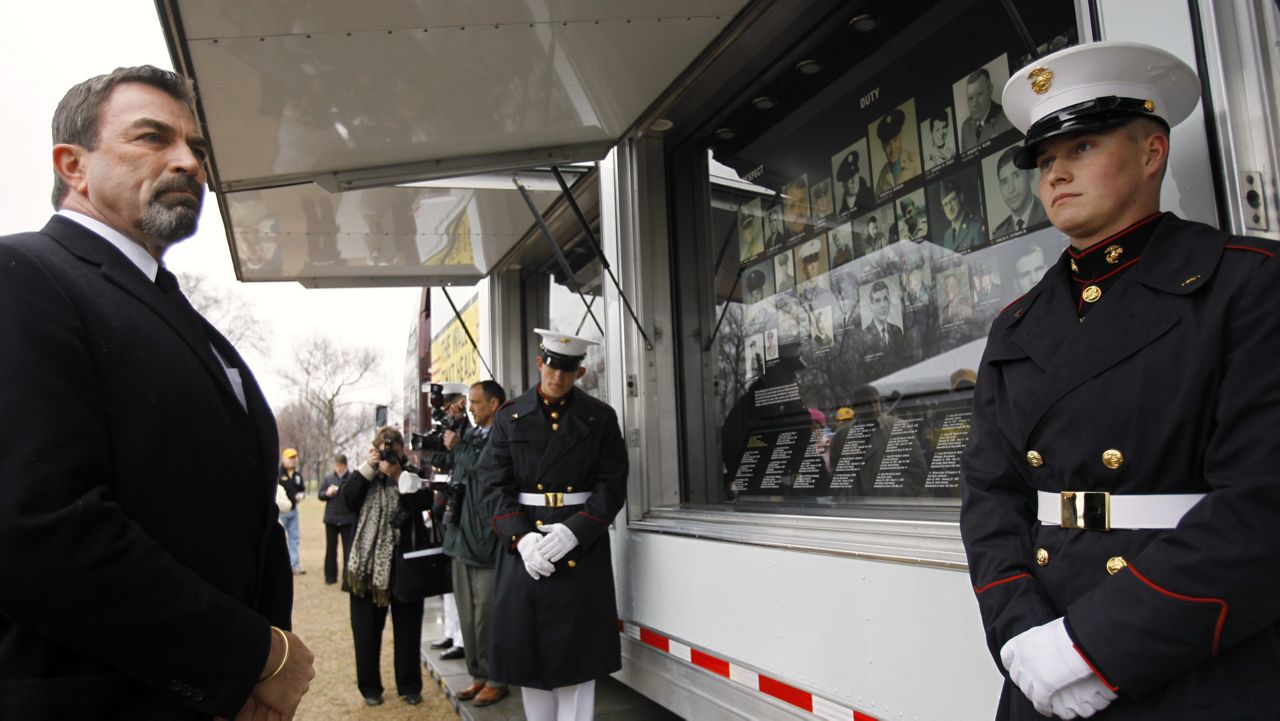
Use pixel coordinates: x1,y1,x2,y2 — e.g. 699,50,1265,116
179,272,268,355
281,335,381,472
275,400,328,486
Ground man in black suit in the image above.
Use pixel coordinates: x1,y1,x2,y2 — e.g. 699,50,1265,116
860,280,905,357
0,66,314,720
991,146,1047,238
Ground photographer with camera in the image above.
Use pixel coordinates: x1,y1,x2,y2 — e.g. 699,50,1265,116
340,426,434,707
442,380,508,707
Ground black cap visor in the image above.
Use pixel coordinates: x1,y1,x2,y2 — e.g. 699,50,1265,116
1012,96,1167,169
540,348,583,371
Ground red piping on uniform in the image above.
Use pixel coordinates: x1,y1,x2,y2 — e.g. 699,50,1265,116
690,649,731,678
974,572,1031,595
1073,645,1119,692
1225,243,1275,258
493,512,521,521
1071,256,1142,284
577,510,608,525
1127,563,1228,655
1067,212,1162,258
1001,293,1028,315
758,675,814,712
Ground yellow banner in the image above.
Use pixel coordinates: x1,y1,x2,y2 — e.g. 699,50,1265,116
431,298,481,385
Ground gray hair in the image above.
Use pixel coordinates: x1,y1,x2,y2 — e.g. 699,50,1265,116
51,65,197,208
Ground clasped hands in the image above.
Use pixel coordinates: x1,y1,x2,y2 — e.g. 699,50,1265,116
517,523,580,580
1000,617,1116,719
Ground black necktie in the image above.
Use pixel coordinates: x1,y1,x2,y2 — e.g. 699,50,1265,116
155,266,208,339
1017,218,1025,231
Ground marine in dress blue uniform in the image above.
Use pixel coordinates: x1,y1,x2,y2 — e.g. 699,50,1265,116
479,329,628,721
960,42,1280,719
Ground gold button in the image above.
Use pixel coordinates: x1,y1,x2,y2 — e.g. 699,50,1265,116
1082,285,1102,303
511,535,518,542
1143,99,1155,112
1035,548,1050,566
1026,450,1044,468
552,423,559,431
536,483,544,491
567,560,576,569
535,520,544,528
1106,556,1127,575
513,412,519,419
1101,449,1125,470
566,486,573,492
551,411,560,419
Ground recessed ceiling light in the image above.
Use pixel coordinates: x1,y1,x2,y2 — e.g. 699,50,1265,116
650,118,674,132
796,60,822,75
752,96,776,110
714,128,736,140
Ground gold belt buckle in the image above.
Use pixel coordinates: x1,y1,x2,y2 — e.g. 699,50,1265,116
1061,491,1110,531
545,492,564,508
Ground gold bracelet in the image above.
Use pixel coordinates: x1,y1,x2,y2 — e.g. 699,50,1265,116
259,626,289,682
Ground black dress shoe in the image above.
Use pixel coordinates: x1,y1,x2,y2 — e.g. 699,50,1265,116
440,646,466,661
363,695,384,706
400,693,423,705
429,637,453,650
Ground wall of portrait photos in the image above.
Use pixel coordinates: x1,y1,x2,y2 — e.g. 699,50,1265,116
704,1,1078,503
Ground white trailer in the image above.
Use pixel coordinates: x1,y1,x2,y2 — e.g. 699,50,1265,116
158,0,1280,717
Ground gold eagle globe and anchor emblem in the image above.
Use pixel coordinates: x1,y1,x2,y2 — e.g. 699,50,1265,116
1028,66,1054,95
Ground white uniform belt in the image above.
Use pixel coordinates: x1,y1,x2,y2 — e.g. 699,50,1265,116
1036,490,1206,530
518,491,592,507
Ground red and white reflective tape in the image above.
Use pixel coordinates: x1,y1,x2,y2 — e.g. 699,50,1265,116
618,620,880,721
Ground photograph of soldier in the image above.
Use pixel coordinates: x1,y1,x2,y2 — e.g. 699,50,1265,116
1009,241,1051,294
812,305,835,350
921,109,957,171
764,328,779,361
896,190,929,242
827,263,862,329
969,261,1003,306
902,259,934,309
858,277,906,362
782,174,811,236
743,296,774,330
983,144,1048,240
935,264,973,326
737,198,765,263
928,169,987,253
795,237,829,286
745,334,765,379
853,204,896,258
811,177,834,219
773,249,796,294
774,294,801,339
828,222,855,269
763,202,785,254
870,101,923,196
828,384,927,497
954,56,1013,153
743,258,776,304
830,140,874,216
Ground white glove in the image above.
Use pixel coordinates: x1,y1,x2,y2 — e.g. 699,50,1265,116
517,533,554,580
1049,676,1117,719
1000,617,1092,716
536,523,580,562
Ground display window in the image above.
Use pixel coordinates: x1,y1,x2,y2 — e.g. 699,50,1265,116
676,0,1079,509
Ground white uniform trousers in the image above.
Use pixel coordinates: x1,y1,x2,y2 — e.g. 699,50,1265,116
520,680,596,721
443,592,463,648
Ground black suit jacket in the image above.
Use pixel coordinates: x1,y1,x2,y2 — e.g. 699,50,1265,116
0,216,291,720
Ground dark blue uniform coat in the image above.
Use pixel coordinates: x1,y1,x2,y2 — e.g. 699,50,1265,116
479,385,628,690
961,215,1280,718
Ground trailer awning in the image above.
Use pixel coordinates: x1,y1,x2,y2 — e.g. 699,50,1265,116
156,0,747,286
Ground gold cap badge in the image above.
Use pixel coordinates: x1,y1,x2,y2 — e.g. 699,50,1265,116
1028,67,1053,95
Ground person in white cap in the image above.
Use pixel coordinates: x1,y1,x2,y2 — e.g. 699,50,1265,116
961,41,1280,719
478,328,628,721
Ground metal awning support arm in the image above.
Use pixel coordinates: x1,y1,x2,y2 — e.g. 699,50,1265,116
551,166,654,351
514,178,606,338
441,287,495,380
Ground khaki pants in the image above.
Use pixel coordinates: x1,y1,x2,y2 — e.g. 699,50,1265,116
451,561,503,688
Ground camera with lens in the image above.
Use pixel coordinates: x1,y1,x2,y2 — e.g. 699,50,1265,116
409,382,467,453
379,438,422,476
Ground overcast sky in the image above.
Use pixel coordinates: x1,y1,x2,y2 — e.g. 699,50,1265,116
0,2,422,421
